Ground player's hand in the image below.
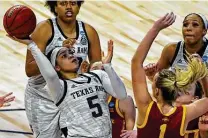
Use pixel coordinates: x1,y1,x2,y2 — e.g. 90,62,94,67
144,63,157,78
6,34,32,45
90,61,103,70
199,114,208,131
80,61,90,74
63,38,76,48
102,40,114,64
120,130,137,138
153,12,176,31
0,92,15,107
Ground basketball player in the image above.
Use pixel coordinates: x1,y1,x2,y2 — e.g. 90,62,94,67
108,95,135,138
198,114,208,138
16,37,127,137
0,91,15,107
85,42,136,138
132,12,208,138
11,1,102,137
145,13,208,98
144,13,208,137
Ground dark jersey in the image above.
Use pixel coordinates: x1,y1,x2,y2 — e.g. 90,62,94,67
137,101,186,138
108,96,125,138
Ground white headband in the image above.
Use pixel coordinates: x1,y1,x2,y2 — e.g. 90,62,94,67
197,13,208,30
51,47,62,67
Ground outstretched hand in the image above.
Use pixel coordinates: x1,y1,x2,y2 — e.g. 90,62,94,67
153,12,176,31
102,40,114,64
0,92,15,107
6,34,32,45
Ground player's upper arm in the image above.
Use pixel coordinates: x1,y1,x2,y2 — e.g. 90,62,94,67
185,98,208,124
84,23,101,64
120,96,136,130
25,20,52,77
157,43,177,71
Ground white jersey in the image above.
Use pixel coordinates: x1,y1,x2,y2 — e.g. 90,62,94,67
27,19,89,99
25,19,89,138
171,38,208,69
28,42,127,138
170,39,208,96
58,71,112,138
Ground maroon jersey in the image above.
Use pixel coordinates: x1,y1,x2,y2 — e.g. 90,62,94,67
185,118,199,138
108,96,125,138
184,130,199,138
137,101,186,138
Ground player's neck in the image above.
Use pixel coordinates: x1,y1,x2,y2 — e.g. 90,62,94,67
57,18,77,35
185,39,204,54
61,72,78,79
157,101,174,114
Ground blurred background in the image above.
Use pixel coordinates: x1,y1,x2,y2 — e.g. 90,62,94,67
1,0,208,138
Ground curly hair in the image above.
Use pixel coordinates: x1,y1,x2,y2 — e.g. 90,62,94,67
45,1,84,16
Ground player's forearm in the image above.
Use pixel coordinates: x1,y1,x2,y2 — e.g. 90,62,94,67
28,42,62,102
103,64,127,99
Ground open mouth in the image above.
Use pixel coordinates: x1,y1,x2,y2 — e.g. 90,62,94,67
72,58,78,63
65,11,73,17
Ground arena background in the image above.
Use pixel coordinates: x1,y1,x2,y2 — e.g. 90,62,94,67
0,1,208,138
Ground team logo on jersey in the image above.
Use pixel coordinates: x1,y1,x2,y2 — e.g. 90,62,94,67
202,55,208,63
71,84,77,88
80,36,87,45
109,101,115,108
93,78,99,83
162,117,169,123
177,59,182,63
80,31,85,35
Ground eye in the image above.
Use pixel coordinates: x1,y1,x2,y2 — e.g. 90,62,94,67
192,22,199,27
59,1,67,6
70,1,77,5
62,54,67,58
183,22,188,27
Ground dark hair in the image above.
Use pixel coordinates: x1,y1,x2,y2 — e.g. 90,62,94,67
194,81,203,99
184,13,206,29
45,1,84,16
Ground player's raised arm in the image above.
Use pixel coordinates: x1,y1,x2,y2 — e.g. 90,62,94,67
131,13,176,109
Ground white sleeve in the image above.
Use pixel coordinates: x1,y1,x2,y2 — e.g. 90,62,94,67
28,42,64,103
100,64,127,99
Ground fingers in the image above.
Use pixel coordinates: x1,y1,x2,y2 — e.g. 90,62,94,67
63,38,76,48
164,12,176,26
4,96,15,103
3,103,11,107
2,92,13,99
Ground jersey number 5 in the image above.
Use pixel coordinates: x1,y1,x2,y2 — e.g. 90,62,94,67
87,95,103,117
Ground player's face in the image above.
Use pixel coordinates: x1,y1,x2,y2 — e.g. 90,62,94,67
55,0,80,23
182,14,206,45
56,47,79,72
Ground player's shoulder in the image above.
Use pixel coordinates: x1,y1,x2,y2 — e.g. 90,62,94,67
35,19,52,31
82,22,98,35
163,42,178,52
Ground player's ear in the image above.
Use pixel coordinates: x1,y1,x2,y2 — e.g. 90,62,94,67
55,65,61,72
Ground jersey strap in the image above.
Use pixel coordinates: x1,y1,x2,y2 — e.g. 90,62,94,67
56,80,68,106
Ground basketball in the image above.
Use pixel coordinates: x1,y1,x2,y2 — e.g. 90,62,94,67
3,5,36,39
